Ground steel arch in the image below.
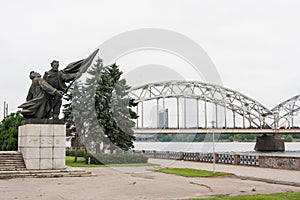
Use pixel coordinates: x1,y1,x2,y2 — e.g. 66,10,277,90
129,80,274,128
271,95,300,128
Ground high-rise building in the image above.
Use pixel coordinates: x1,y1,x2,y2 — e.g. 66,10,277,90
158,108,168,128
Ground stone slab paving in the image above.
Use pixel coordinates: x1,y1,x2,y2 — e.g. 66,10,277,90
0,162,300,200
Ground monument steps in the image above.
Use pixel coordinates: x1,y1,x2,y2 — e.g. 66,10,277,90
0,169,94,179
0,151,26,171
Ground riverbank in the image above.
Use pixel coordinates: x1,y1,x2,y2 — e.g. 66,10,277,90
133,141,300,153
132,149,300,170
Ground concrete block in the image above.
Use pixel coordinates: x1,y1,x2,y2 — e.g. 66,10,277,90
18,136,28,148
18,146,24,153
23,124,41,136
22,147,40,159
53,125,66,136
41,148,53,159
18,123,66,170
40,159,53,169
53,147,65,159
18,126,24,136
24,159,40,170
20,135,28,147
18,135,21,151
23,136,40,147
40,125,54,136
53,158,65,169
54,137,66,147
40,137,53,147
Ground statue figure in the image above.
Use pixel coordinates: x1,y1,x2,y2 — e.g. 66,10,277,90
43,60,77,119
18,71,64,119
19,49,99,119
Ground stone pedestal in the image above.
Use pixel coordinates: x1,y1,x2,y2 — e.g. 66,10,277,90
18,123,66,170
254,135,285,152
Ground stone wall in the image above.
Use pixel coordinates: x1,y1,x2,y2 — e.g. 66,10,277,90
132,150,300,170
259,156,300,170
18,124,66,170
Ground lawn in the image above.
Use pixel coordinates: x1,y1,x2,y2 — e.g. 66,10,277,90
189,192,300,200
65,156,158,167
155,168,233,177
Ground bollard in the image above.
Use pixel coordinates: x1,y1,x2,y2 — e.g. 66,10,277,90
179,152,184,160
234,154,240,165
214,153,219,163
195,153,200,162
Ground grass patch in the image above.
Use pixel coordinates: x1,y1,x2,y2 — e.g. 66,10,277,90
104,163,158,167
65,156,157,167
189,192,300,200
155,168,233,177
66,156,100,167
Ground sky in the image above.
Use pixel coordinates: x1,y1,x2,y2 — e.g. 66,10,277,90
0,0,300,120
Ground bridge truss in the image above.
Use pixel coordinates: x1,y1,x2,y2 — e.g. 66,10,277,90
129,81,274,129
272,95,300,128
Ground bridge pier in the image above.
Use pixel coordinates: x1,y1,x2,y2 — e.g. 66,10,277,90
254,135,285,152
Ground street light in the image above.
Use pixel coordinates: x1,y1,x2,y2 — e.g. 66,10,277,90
210,120,216,174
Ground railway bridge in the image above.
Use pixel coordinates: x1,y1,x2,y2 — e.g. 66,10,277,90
129,81,300,151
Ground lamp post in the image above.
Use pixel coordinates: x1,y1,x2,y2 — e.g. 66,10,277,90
210,120,216,174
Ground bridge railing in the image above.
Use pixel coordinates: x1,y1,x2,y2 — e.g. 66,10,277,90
131,150,260,167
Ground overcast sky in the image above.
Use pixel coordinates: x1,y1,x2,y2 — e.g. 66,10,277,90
1,0,300,119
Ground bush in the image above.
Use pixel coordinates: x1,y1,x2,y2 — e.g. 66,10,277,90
285,134,293,142
65,149,86,157
0,112,24,151
84,153,148,165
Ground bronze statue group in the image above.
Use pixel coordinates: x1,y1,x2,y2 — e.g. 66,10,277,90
18,49,99,119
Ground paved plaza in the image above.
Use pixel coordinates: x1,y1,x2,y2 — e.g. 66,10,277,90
1,159,300,200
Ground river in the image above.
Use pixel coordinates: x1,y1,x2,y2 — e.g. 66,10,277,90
133,142,300,157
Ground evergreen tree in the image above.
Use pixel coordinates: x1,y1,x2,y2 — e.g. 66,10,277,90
83,57,105,153
72,82,90,160
62,81,85,161
95,64,117,153
111,78,138,150
62,58,137,153
95,63,137,152
62,57,105,156
62,83,74,124
62,83,76,150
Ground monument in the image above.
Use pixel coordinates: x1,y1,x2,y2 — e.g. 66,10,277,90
18,49,99,169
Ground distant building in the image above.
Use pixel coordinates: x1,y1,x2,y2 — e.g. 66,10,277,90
158,108,168,128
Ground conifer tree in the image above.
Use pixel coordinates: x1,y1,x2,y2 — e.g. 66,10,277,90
95,63,137,152
83,58,105,153
62,81,86,161
63,58,137,153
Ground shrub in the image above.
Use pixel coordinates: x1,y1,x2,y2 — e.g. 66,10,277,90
0,112,24,151
84,153,148,164
65,149,86,157
285,134,293,142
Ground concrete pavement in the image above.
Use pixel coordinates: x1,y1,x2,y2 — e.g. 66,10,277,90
0,159,300,200
149,158,300,186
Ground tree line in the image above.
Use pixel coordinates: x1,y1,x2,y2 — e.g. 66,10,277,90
137,133,300,142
